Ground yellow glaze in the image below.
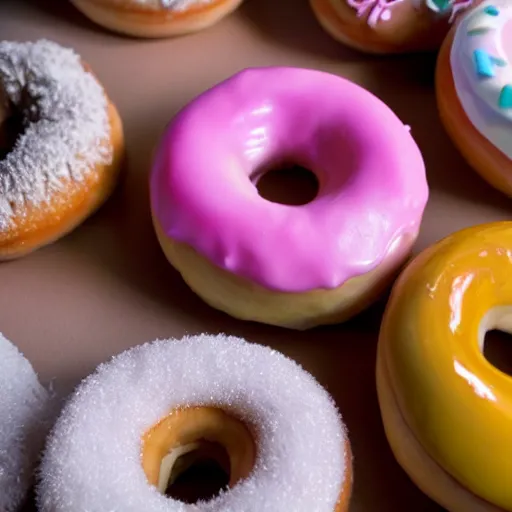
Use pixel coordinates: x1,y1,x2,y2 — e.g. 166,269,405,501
380,222,512,510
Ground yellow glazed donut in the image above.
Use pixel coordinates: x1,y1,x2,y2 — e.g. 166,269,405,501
70,0,244,38
377,222,512,511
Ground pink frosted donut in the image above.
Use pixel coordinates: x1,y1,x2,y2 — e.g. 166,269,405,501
150,67,429,329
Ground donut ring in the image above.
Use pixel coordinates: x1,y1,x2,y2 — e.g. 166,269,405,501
150,67,428,330
310,0,474,54
0,40,124,260
0,334,51,512
437,1,512,197
38,334,352,511
70,0,244,38
377,222,512,511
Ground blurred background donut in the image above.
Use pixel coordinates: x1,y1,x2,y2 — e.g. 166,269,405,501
70,0,245,38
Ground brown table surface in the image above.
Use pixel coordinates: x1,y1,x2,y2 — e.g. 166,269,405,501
2,1,511,510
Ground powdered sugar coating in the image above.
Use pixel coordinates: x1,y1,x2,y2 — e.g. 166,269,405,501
38,334,347,512
0,334,51,512
0,40,112,231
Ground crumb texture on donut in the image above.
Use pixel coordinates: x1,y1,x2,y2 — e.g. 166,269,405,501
0,334,51,512
38,334,347,511
0,40,113,232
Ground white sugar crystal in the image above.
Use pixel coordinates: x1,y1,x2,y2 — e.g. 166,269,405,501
0,334,51,512
0,40,112,231
38,334,348,511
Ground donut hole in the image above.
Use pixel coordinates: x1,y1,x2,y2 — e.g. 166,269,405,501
142,407,256,504
0,97,25,159
253,161,319,206
164,440,231,503
480,308,512,376
483,330,512,377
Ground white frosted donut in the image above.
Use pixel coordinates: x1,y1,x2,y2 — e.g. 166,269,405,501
0,334,51,512
38,334,352,511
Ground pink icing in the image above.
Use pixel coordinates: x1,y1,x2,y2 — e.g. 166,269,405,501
150,67,428,293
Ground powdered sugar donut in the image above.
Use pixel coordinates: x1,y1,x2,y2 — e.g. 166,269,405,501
310,0,474,54
0,334,51,512
37,334,352,511
70,0,244,38
0,40,124,259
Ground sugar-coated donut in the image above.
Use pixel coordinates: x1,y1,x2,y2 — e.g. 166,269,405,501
0,334,51,512
70,0,244,38
150,67,429,330
377,222,512,511
0,40,124,260
437,1,512,198
38,334,352,511
310,0,474,54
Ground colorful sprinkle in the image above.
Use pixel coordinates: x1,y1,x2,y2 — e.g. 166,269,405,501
499,85,512,109
473,49,496,78
491,56,507,67
483,5,499,16
429,0,452,11
468,28,491,36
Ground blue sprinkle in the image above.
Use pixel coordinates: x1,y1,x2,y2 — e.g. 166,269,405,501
499,85,512,109
473,49,495,78
491,56,507,67
484,5,500,16
468,28,490,36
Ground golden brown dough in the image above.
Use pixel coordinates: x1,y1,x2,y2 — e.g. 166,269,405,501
71,0,244,38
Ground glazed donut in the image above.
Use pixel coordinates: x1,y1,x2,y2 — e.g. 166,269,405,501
38,334,352,511
150,67,429,330
0,39,124,260
437,1,512,197
377,222,512,511
70,0,244,38
0,333,51,512
310,0,474,54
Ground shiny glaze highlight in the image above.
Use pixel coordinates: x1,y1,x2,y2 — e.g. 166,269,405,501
380,222,512,510
150,67,428,293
